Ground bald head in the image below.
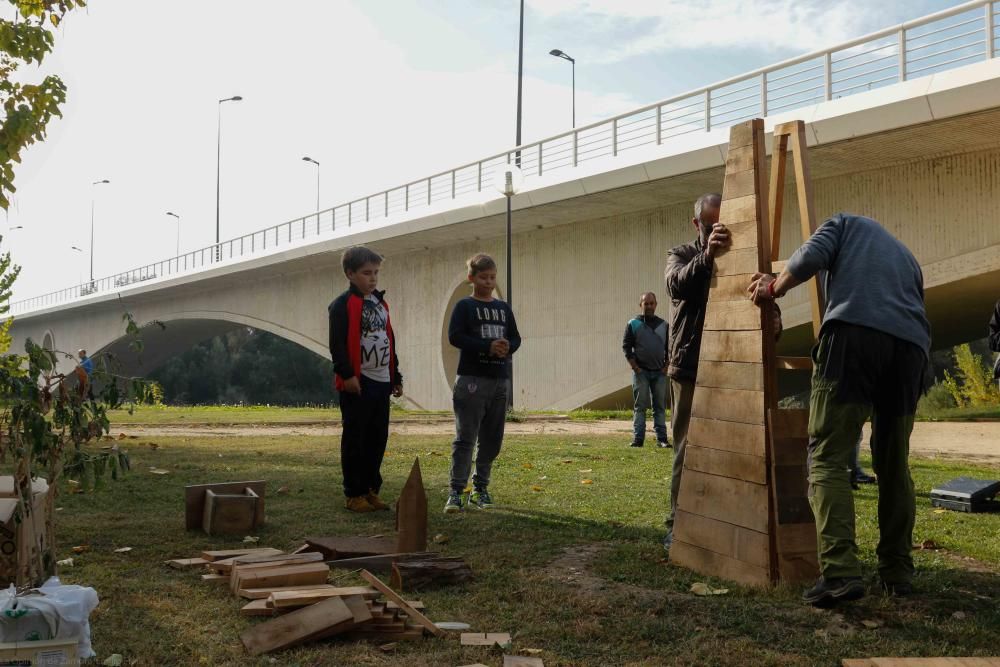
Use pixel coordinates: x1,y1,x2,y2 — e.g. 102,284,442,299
640,292,657,317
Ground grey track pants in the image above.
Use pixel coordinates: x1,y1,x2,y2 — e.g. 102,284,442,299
450,375,508,494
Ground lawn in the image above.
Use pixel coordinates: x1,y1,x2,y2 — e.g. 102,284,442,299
54,430,1000,666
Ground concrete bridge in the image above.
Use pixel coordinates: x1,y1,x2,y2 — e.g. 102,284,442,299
10,2,1000,410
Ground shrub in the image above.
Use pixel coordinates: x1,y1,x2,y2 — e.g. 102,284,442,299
942,344,1000,408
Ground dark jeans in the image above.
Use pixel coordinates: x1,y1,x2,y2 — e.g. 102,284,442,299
339,376,391,498
450,375,508,494
665,377,695,533
807,322,926,583
632,369,668,443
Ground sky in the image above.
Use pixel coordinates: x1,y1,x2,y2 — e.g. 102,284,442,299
5,0,961,300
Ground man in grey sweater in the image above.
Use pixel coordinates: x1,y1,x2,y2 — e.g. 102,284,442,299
749,213,930,607
622,292,670,448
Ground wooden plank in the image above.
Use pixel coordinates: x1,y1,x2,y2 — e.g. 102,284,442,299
776,356,812,370
771,259,787,274
723,169,758,200
769,409,809,440
752,119,772,271
699,330,763,363
396,458,428,554
461,633,512,646
708,274,758,303
385,600,426,611
696,361,764,392
326,552,439,572
772,437,808,467
504,657,545,667
201,573,228,584
726,220,760,251
776,523,817,554
201,547,279,562
342,627,425,642
240,595,362,655
725,145,755,172
684,445,767,485
240,599,277,617
673,510,769,569
787,121,825,339
268,586,379,609
768,132,790,262
236,562,330,590
669,540,770,588
718,194,758,226
303,536,398,560
703,299,761,331
676,469,770,534
841,659,874,667
229,553,325,591
691,387,765,426
360,569,446,638
727,121,755,150
211,550,312,574
713,247,761,277
165,557,209,569
239,584,336,600
687,417,766,457
185,480,265,531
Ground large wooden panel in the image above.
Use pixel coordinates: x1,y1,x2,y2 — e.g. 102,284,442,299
723,169,757,199
704,299,761,330
695,361,764,392
185,481,266,530
669,540,770,588
708,274,758,302
726,220,760,250
673,510,769,568
691,387,765,425
700,330,763,363
687,417,766,457
725,145,756,172
769,409,809,439
772,436,808,466
777,551,820,584
676,469,770,534
713,247,761,277
685,445,767,485
717,194,757,226
776,523,817,553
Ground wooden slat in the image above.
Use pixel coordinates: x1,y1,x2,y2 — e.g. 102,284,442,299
707,274,757,302
772,436,808,466
241,599,277,617
673,510,770,569
718,194,758,226
326,551,439,572
165,557,209,569
268,586,379,609
713,247,761,277
776,523,817,554
725,145,755,172
676,469,770,534
359,570,446,638
726,220,760,251
691,387,765,425
699,330,763,363
695,361,764,392
768,133,790,262
771,259,787,274
778,551,820,584
240,594,371,655
769,409,809,440
788,122,825,339
235,562,330,590
776,356,812,370
201,547,280,562
703,299,761,331
727,122,755,149
723,169,758,201
669,540,770,588
304,536,398,559
186,481,265,531
239,584,336,600
684,445,767,485
687,417,766,457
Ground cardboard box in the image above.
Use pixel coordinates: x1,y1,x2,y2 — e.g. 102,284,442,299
0,637,78,665
0,478,50,588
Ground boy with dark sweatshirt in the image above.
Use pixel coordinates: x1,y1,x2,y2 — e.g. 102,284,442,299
328,246,403,513
444,253,521,513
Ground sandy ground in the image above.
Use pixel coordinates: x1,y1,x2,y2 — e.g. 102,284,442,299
118,418,1000,464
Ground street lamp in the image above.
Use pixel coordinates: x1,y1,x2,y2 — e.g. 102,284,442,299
166,211,181,256
515,0,524,166
216,95,243,260
302,156,320,211
494,163,523,408
549,49,576,128
71,245,84,285
7,225,23,231
90,179,110,282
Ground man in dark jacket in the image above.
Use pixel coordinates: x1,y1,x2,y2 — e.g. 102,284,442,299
622,292,670,448
991,300,1000,389
662,193,730,549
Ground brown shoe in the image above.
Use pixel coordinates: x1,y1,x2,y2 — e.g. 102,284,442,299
345,495,376,513
366,491,390,511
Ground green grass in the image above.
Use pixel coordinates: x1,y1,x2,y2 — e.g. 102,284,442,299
917,405,1000,421
53,428,1000,666
106,405,458,425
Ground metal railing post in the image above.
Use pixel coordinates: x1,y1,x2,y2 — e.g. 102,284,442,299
824,52,833,100
898,28,907,81
427,177,432,205
451,171,456,199
385,192,389,218
612,119,618,156
348,202,353,226
538,143,543,175
477,162,483,191
332,207,337,230
987,2,996,59
761,71,768,116
366,198,370,221
704,90,711,130
573,130,579,165
655,106,662,145
405,184,409,211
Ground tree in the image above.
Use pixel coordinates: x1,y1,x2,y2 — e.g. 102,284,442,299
1,0,86,209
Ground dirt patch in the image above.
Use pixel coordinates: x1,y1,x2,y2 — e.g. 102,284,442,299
543,543,681,604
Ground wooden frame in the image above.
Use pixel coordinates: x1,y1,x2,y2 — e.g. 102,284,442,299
185,480,266,531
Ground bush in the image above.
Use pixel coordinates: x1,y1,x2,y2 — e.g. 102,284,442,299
917,381,957,415
942,344,1000,408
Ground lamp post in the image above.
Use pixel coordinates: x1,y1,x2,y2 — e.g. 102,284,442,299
89,179,110,282
71,245,83,286
515,0,524,166
216,95,243,260
166,211,181,256
302,156,320,211
494,163,522,409
549,49,576,128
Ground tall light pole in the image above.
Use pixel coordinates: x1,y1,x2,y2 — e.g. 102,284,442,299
515,0,524,166
216,95,243,260
302,156,320,211
494,164,522,409
549,49,576,128
89,179,110,282
166,211,181,256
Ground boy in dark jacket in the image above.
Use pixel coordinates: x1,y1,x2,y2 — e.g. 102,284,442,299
328,246,403,513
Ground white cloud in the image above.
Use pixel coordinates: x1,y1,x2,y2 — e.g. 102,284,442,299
529,0,887,63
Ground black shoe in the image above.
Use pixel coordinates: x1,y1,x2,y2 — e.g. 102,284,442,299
662,531,673,553
657,440,671,448
880,580,913,597
851,469,877,485
802,576,865,607
629,441,644,448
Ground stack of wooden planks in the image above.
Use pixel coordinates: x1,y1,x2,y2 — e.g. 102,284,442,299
167,546,447,654
670,118,819,587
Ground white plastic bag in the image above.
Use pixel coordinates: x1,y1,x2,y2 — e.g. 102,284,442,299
0,576,99,658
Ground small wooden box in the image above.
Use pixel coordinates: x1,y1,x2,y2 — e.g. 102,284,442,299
202,487,259,536
0,637,78,665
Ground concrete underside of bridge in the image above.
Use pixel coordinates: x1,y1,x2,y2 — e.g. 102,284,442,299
12,84,1000,410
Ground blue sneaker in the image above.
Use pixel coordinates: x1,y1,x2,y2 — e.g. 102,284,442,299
469,489,494,509
443,492,464,514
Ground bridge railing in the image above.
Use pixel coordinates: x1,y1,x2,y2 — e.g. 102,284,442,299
9,0,999,316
